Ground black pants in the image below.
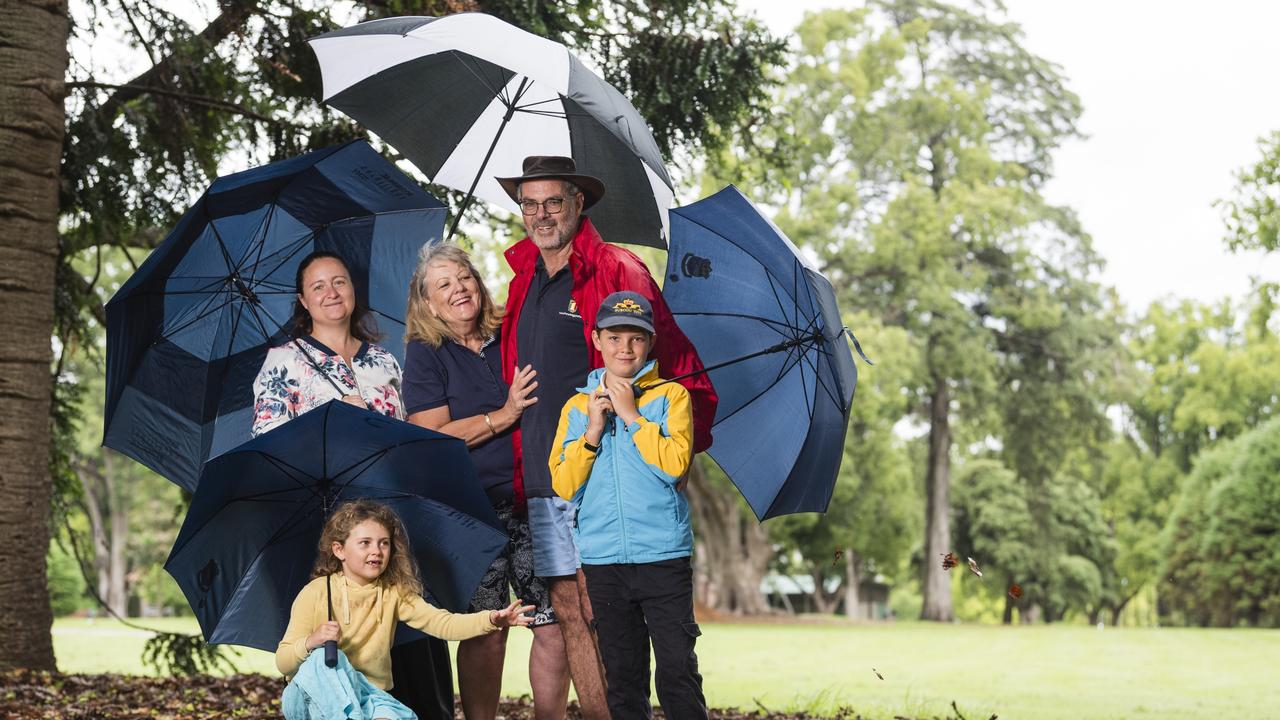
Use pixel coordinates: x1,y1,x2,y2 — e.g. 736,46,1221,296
583,558,707,720
388,636,454,720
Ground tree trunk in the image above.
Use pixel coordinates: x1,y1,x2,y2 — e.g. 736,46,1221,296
1109,590,1138,627
0,0,69,672
687,460,770,614
808,570,838,615
103,452,128,616
78,461,110,602
920,379,953,621
844,549,861,620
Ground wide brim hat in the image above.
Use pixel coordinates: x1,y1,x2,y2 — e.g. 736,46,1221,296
496,155,606,210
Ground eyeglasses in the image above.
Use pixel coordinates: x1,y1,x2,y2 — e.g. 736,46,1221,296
519,197,568,216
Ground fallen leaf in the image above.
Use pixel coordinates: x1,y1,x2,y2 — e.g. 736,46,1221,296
967,556,984,578
833,549,844,567
941,552,959,571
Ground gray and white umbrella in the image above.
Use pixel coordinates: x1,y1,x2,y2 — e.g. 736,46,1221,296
309,13,675,248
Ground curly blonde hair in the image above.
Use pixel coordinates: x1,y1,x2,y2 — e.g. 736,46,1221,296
405,244,503,348
312,499,423,597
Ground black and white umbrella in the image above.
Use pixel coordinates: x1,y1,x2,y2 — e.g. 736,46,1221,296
309,13,675,248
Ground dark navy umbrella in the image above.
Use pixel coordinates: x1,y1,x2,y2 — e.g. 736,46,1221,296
661,185,864,520
104,141,444,492
164,400,507,652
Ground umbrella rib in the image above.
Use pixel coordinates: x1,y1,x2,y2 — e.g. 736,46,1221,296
159,294,236,345
670,311,796,337
236,200,279,272
368,308,405,327
451,51,512,102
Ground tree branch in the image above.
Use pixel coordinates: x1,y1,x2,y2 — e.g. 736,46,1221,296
68,80,282,125
86,0,260,127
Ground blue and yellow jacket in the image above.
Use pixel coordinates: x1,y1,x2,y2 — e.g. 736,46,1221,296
550,360,695,564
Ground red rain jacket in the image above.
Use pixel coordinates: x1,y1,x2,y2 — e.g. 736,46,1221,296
501,217,718,508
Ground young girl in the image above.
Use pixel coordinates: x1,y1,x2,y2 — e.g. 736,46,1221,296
277,500,533,719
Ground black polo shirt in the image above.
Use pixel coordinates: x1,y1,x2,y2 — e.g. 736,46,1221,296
516,257,589,498
402,336,514,503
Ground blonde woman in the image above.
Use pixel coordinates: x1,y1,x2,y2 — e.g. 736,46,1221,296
401,244,552,720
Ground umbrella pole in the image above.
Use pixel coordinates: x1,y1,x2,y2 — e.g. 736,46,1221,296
446,77,531,240
642,330,826,391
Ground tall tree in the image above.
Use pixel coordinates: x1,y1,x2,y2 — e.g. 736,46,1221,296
717,1,1088,620
0,0,70,672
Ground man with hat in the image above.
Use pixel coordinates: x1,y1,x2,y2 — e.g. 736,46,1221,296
497,156,717,719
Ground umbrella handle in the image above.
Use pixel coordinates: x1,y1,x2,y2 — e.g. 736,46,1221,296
324,575,338,668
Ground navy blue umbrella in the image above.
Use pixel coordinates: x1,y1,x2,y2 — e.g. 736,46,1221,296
164,400,507,652
661,185,864,520
104,140,444,492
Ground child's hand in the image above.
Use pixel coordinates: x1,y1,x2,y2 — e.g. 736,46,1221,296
305,621,341,651
584,387,612,442
489,599,536,628
603,374,639,424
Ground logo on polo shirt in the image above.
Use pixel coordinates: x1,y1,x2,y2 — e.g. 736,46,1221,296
560,297,582,320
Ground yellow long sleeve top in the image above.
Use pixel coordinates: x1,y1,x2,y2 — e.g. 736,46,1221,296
275,573,497,690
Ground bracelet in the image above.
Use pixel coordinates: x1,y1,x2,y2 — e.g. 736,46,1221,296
483,413,497,436
583,440,600,453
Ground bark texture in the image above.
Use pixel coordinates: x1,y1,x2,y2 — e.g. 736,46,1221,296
920,380,954,621
686,460,770,614
0,0,70,671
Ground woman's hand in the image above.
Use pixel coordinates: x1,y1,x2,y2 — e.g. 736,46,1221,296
305,620,341,651
502,364,539,422
489,599,536,628
341,394,367,409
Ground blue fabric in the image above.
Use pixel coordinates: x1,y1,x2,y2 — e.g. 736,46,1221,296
104,140,446,492
557,361,693,565
526,496,580,577
663,185,859,520
164,400,507,652
402,338,514,503
282,648,417,720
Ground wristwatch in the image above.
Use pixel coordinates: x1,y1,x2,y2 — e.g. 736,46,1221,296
583,440,600,453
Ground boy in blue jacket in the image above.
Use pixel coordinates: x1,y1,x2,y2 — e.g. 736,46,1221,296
550,291,706,720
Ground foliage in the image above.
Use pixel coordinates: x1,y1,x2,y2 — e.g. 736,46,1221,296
46,540,89,618
140,633,240,677
1162,417,1280,627
714,0,1120,621
1220,130,1280,253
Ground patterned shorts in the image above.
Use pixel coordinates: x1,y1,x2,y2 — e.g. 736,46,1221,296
468,499,557,627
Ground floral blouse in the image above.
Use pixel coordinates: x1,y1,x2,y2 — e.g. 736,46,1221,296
251,336,405,437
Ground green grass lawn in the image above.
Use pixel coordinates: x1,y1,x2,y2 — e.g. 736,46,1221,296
52,616,1280,719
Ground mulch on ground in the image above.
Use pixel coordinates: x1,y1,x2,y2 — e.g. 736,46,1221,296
1,669,982,719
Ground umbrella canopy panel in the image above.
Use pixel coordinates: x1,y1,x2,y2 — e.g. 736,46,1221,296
165,401,506,652
104,141,444,491
309,13,674,248
665,186,858,519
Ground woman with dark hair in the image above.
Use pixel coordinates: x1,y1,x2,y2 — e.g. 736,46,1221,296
251,250,457,720
252,251,402,432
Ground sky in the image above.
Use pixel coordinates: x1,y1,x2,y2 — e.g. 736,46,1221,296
739,0,1280,314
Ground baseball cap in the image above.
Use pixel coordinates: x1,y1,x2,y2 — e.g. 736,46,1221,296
594,291,655,334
